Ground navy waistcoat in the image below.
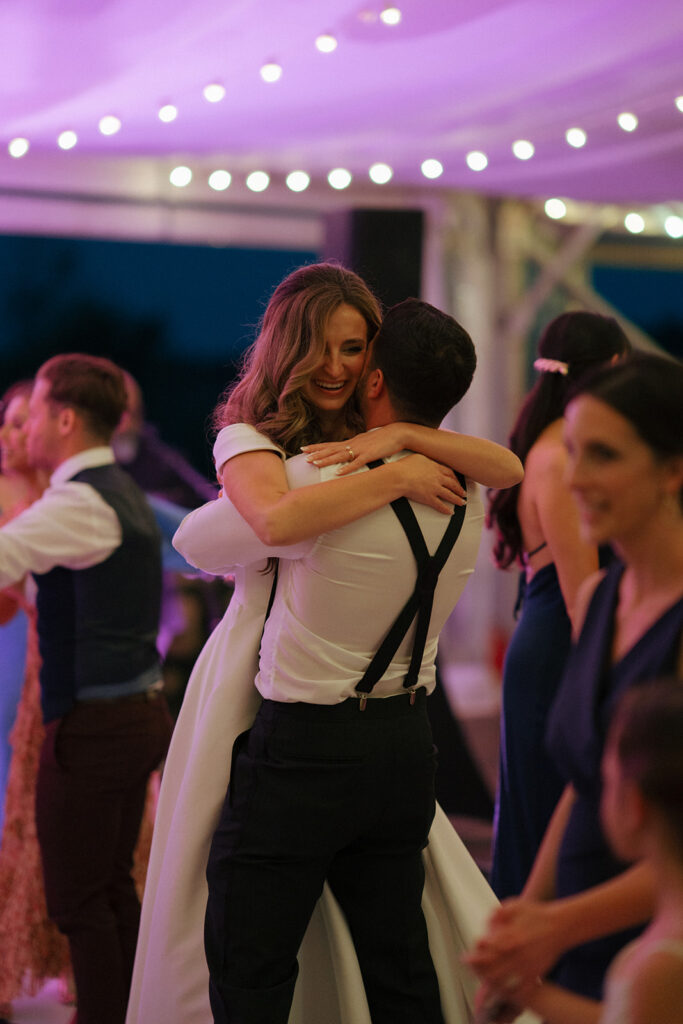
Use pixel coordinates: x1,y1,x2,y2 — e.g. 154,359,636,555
34,462,163,723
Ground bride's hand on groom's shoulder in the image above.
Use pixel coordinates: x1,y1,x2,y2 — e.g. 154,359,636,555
302,423,405,474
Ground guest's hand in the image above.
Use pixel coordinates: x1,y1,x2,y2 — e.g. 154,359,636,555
465,899,562,1005
472,981,521,1024
302,423,408,474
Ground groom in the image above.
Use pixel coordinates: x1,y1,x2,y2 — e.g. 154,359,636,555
175,299,485,1024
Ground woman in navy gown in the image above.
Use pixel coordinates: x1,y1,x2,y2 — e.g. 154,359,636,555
469,352,683,1004
487,313,629,898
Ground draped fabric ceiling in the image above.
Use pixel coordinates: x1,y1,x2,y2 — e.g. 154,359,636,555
1,0,682,217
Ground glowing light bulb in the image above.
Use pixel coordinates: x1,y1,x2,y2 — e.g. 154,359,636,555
624,212,645,234
420,158,443,180
675,96,683,113
566,127,587,148
158,104,178,123
99,115,121,136
58,130,78,150
208,170,232,191
617,112,638,132
8,137,29,158
466,150,488,171
664,215,683,238
286,171,310,192
169,165,192,187
369,163,393,184
380,7,402,25
545,198,567,220
512,139,534,160
203,84,226,103
246,171,270,192
315,34,338,53
260,63,282,83
328,168,352,190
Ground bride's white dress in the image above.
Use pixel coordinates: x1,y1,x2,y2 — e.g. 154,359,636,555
126,426,533,1024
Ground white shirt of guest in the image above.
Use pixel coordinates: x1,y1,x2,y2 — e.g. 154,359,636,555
0,446,122,589
174,424,484,705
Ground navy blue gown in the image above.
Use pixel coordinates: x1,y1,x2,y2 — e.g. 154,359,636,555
546,560,683,999
490,564,569,898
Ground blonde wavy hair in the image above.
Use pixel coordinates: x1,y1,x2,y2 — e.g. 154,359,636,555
213,263,382,455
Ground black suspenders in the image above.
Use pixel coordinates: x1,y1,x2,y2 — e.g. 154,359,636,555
354,460,467,709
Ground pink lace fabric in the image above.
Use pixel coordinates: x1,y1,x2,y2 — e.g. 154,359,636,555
0,501,157,1004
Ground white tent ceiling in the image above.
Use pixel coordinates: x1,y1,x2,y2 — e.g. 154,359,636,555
1,0,682,219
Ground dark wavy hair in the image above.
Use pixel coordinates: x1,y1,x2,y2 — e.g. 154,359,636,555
487,312,630,569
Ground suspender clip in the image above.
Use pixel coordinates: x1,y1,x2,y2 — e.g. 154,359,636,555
357,693,368,711
409,689,417,706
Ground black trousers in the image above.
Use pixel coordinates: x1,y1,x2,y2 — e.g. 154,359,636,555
205,690,444,1024
36,693,173,1024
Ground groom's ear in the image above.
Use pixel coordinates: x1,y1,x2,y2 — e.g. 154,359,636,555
363,367,384,400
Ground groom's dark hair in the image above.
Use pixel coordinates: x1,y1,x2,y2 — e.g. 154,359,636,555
369,298,476,427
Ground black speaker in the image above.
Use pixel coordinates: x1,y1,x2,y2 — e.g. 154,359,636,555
323,209,423,309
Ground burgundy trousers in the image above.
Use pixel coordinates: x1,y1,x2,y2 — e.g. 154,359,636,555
36,693,173,1024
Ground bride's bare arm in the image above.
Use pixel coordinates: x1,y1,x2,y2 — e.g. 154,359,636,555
222,448,464,546
302,423,523,488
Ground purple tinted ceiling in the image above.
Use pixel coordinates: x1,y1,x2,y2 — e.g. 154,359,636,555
1,0,682,202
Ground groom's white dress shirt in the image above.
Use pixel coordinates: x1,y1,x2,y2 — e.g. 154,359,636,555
173,424,484,705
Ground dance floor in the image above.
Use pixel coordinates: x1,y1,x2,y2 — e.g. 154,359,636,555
12,689,500,1022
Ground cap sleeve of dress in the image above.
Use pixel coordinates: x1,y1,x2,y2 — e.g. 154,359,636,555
213,423,285,470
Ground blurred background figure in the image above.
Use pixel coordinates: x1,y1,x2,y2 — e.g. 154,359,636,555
113,370,217,510
0,380,48,829
0,379,71,1020
113,370,226,719
486,312,630,898
469,351,683,1004
482,676,683,1024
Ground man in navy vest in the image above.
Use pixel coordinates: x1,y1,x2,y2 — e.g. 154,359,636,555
0,354,173,1024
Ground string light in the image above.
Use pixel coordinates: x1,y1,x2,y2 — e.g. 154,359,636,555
99,115,121,136
624,212,645,233
158,104,178,122
286,170,310,192
328,168,352,189
169,166,192,187
368,162,393,184
675,96,683,113
208,170,231,191
380,7,402,25
8,137,29,158
545,198,567,219
315,34,338,53
246,170,270,192
566,127,587,148
617,112,638,132
512,140,534,160
57,130,78,150
260,63,282,83
664,215,683,238
203,84,225,103
466,150,488,171
420,158,443,179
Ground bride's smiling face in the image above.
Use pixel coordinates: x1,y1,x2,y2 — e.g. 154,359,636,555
302,303,369,422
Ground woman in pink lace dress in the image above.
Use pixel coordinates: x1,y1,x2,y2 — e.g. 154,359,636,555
0,381,70,1019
